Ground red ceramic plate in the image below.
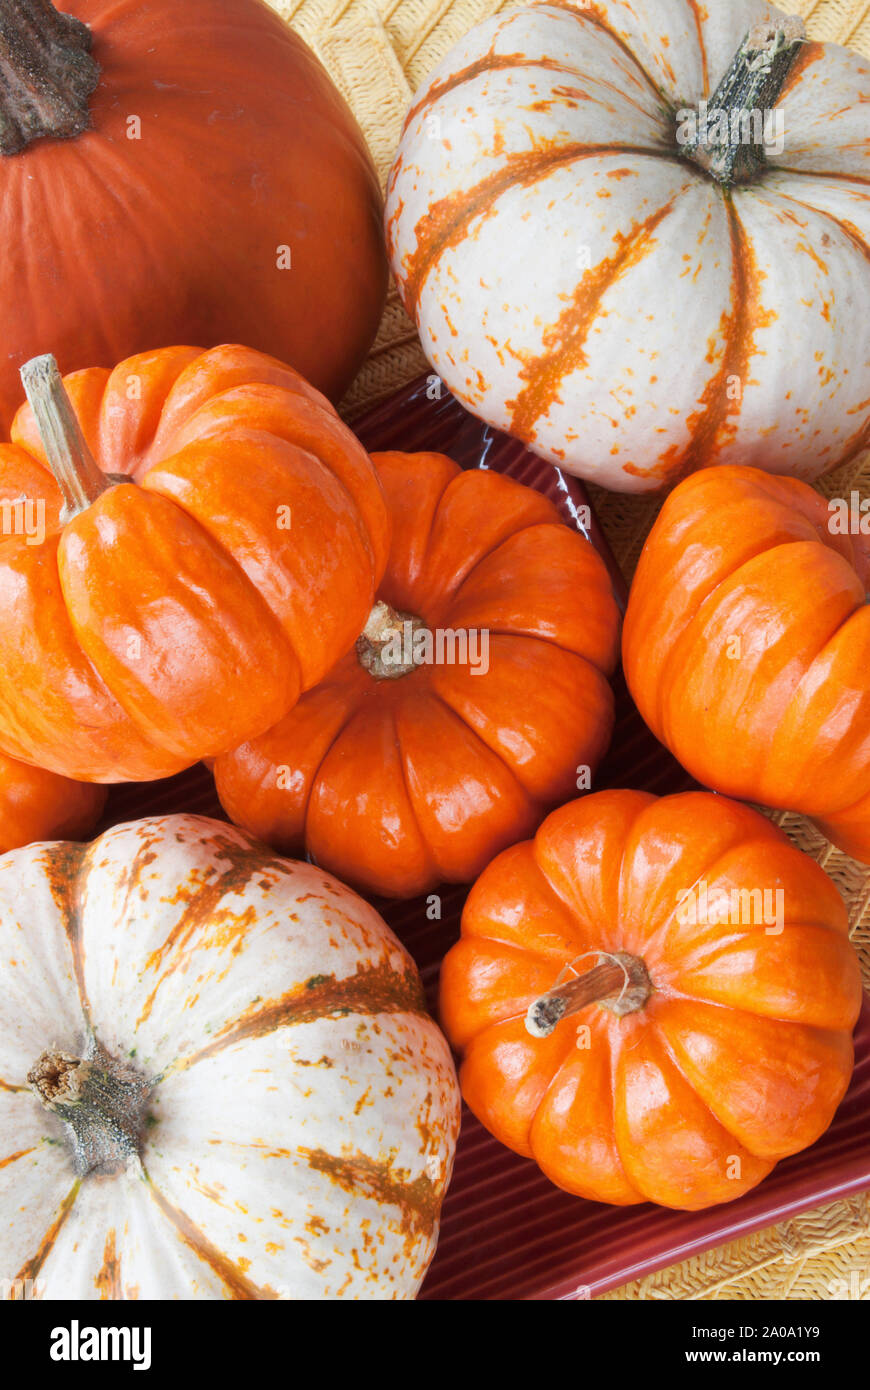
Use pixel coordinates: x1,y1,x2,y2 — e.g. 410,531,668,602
100,376,870,1301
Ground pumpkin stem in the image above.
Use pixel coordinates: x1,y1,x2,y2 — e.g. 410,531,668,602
680,16,807,185
526,952,652,1037
356,599,428,680
20,353,122,521
28,1042,151,1177
0,0,100,156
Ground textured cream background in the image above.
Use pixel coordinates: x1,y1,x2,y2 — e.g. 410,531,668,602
267,0,870,1300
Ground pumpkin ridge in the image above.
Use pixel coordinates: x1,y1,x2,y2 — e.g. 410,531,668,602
0,1146,37,1169
299,1146,443,1258
144,1175,277,1300
58,487,300,761
13,1178,80,1289
94,1228,121,1300
401,44,670,141
769,165,870,187
637,1002,774,1161
658,194,752,485
141,432,367,667
546,1,677,109
429,635,613,797
531,792,649,940
763,590,870,809
135,836,300,1027
400,685,539,876
685,0,709,96
652,997,854,1161
401,143,672,316
505,194,682,449
624,841,786,964
702,541,865,741
390,702,445,877
40,840,91,1025
654,536,852,752
659,930,862,1028
169,959,428,1074
766,187,870,266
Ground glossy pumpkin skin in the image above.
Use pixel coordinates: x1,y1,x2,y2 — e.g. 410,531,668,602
386,0,870,492
0,814,460,1299
623,464,870,862
440,790,862,1210
214,450,620,899
0,0,386,430
0,751,106,853
0,345,389,783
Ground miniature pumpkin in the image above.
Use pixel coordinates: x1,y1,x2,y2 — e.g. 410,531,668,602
0,813,460,1299
622,464,870,862
0,751,105,852
214,449,620,898
386,1,870,492
0,346,389,783
0,0,386,430
440,789,862,1210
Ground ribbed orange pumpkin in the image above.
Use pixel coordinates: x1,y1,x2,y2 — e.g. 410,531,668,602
214,449,620,898
440,790,863,1210
0,751,105,852
0,0,386,429
0,345,389,783
622,465,870,861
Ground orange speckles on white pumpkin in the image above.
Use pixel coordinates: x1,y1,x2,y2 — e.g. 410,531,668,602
386,1,870,491
0,815,460,1300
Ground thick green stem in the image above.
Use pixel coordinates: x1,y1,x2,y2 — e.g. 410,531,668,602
0,0,99,156
681,16,807,185
28,1042,150,1177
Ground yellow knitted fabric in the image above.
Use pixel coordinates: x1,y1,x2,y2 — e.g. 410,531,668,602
269,0,870,1301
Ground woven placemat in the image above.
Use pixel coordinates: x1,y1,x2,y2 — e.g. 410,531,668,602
268,0,870,1300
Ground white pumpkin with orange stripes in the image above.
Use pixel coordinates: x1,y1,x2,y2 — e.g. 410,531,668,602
386,0,870,492
0,815,460,1299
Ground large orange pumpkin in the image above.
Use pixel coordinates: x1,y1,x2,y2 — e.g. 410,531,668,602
0,345,389,783
214,450,620,898
0,0,386,429
622,465,870,861
440,789,863,1210
0,750,105,852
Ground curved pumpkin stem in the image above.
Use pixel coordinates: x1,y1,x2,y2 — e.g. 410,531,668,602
526,952,652,1037
20,353,118,521
681,16,807,185
0,0,99,156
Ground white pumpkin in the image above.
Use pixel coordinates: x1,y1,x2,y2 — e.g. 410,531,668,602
386,0,870,493
0,815,459,1300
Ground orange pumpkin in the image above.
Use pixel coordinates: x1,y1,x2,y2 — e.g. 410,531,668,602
0,0,386,429
622,465,870,861
0,750,105,852
440,789,863,1211
214,450,620,898
0,346,389,783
